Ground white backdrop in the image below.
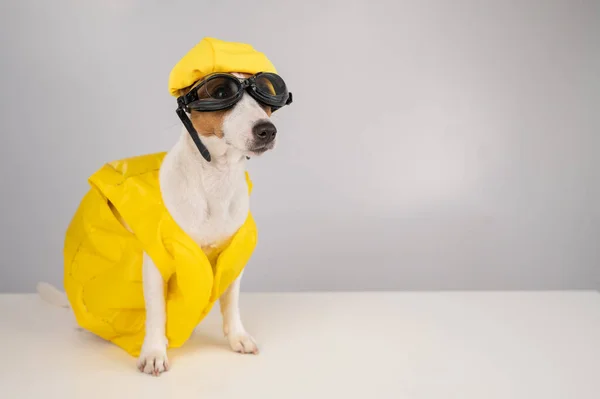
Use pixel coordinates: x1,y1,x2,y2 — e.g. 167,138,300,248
1,0,599,292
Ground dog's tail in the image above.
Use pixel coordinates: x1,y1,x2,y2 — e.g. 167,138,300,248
36,282,70,308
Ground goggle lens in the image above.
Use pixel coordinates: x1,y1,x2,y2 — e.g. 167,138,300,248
254,73,288,100
197,76,241,101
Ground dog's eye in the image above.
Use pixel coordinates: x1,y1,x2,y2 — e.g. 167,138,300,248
203,78,239,100
212,85,233,99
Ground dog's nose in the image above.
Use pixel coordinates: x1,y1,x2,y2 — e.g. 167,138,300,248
252,121,277,143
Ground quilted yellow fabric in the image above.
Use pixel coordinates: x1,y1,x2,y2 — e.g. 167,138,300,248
63,152,257,356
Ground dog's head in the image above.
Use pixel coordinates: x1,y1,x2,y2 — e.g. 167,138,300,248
179,73,278,159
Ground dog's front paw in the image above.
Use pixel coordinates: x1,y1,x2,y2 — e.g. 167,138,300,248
137,338,169,376
227,331,259,354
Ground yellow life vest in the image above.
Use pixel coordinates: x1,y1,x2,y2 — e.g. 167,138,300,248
63,152,257,357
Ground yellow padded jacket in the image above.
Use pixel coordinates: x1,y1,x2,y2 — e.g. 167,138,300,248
63,152,257,357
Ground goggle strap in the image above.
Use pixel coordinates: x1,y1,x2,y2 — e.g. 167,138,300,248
176,105,212,162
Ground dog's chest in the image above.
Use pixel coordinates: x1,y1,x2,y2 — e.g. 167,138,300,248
162,171,250,251
191,185,249,249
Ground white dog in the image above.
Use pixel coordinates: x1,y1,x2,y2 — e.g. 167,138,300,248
38,71,284,376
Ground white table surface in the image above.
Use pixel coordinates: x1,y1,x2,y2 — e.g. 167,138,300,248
1,291,599,398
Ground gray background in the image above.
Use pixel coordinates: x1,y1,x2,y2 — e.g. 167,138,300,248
1,0,598,293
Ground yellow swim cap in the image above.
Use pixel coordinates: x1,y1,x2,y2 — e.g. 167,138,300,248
168,37,278,97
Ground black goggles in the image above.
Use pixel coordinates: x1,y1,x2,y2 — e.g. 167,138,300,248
177,72,293,113
175,72,293,162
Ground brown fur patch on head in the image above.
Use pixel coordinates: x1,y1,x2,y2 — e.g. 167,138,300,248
190,109,230,138
263,105,273,117
177,84,231,139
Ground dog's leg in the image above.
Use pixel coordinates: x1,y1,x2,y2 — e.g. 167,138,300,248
219,270,259,354
137,253,170,375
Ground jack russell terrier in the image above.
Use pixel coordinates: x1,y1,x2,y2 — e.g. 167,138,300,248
36,37,293,376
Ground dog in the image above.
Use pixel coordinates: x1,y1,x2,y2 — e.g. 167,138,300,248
37,38,292,376
139,71,280,375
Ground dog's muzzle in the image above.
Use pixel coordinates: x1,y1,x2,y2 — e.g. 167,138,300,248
175,72,293,162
